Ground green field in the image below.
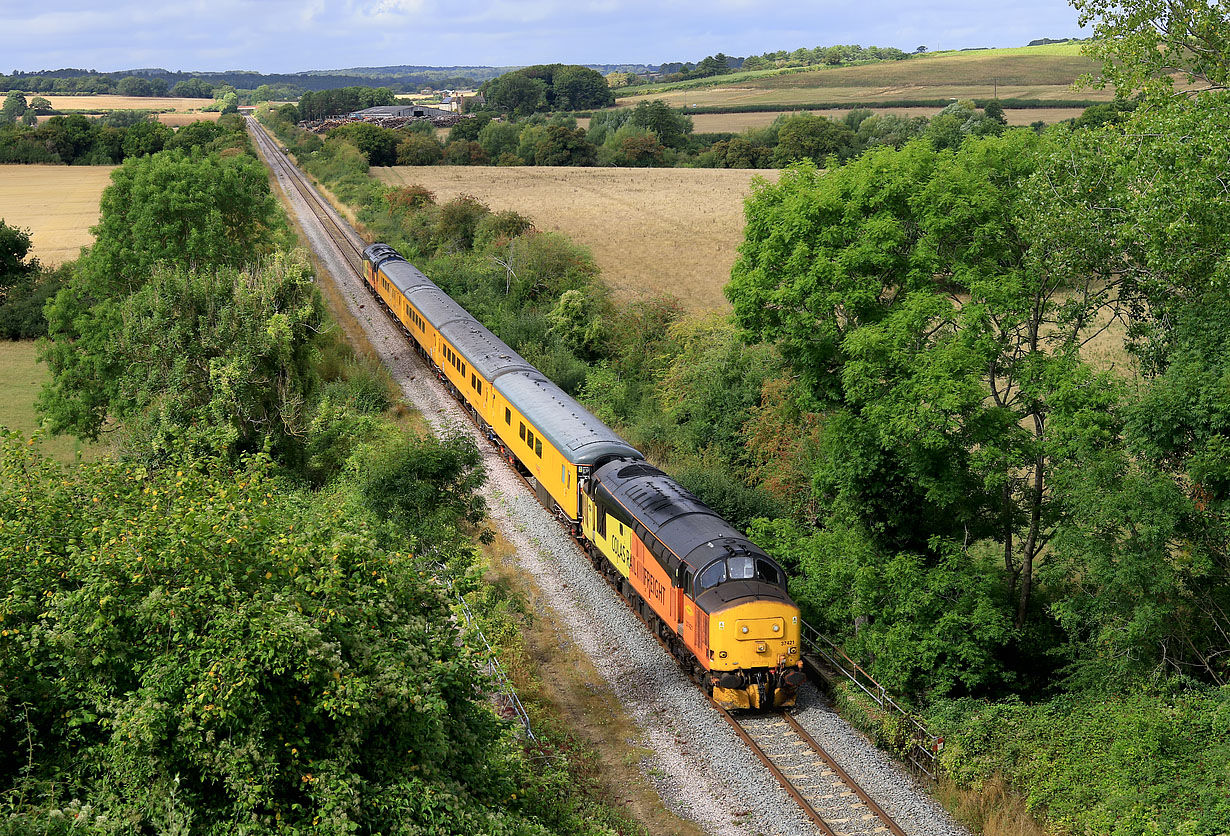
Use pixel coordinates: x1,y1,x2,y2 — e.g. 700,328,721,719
615,43,1109,109
0,340,103,462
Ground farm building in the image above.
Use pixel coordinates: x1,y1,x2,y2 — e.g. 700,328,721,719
349,104,452,120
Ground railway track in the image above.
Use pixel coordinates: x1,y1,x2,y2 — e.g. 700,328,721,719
245,117,367,270
722,708,907,836
247,119,914,836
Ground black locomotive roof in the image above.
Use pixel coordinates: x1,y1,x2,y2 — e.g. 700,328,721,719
590,460,771,581
363,243,403,270
438,318,535,383
495,370,641,466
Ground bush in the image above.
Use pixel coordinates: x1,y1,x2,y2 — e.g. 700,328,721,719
434,194,490,252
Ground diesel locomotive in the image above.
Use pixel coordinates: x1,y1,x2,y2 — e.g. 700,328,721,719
363,243,805,709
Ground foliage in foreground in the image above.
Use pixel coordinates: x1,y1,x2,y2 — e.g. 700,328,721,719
0,433,623,834
928,686,1230,836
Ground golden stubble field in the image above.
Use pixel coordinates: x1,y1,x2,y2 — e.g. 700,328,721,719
31,96,222,126
374,166,781,312
0,165,115,264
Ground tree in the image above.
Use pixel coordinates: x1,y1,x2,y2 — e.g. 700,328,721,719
0,431,564,832
120,118,173,158
728,129,1134,681
329,121,400,165
484,73,548,117
77,149,282,295
0,90,27,125
40,252,324,459
1072,0,1229,96
37,113,98,162
170,77,214,97
628,99,691,148
551,65,614,110
27,95,52,113
772,112,856,165
443,139,489,165
477,119,521,160
0,219,39,301
116,75,154,97
532,125,596,166
395,131,443,165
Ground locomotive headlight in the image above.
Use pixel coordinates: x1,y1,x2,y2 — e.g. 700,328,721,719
756,642,767,653
788,647,798,655
741,626,749,634
772,624,780,632
719,651,728,658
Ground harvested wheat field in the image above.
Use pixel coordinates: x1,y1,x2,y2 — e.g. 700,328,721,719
36,95,215,113
0,165,115,264
375,166,781,311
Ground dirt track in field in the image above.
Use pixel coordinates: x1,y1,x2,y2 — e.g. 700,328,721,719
374,166,780,312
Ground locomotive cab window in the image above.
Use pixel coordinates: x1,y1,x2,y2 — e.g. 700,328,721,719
728,555,755,581
756,559,783,588
698,560,725,592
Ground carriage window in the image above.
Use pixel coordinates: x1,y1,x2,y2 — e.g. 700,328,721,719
535,439,542,457
505,408,511,425
756,559,782,587
519,422,526,441
728,556,755,580
698,561,725,591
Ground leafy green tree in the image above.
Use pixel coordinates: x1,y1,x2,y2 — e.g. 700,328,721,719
329,121,400,166
628,99,691,148
443,139,489,165
77,148,282,294
395,131,443,165
485,73,548,117
448,112,492,143
0,432,551,833
37,114,97,162
116,75,154,96
772,112,856,165
120,118,173,158
729,130,1133,680
617,132,666,166
0,90,27,125
477,118,521,159
170,77,214,97
532,125,596,166
39,252,323,459
0,220,39,301
27,95,52,113
1073,0,1229,97
551,65,615,110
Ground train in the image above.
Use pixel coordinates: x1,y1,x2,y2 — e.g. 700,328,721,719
362,243,806,710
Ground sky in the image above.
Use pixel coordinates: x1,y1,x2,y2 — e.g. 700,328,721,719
1,0,1090,75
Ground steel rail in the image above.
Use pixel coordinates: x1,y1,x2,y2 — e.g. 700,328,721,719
712,704,837,836
783,712,908,836
245,117,366,269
